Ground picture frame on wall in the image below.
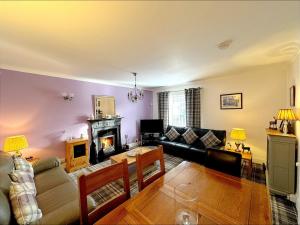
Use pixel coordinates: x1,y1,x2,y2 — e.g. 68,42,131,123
220,93,243,109
94,96,116,119
290,85,295,107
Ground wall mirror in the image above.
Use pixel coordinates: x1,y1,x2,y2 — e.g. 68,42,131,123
94,96,116,118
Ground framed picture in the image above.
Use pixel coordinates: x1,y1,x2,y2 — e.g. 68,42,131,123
220,93,243,109
94,96,116,119
290,85,295,107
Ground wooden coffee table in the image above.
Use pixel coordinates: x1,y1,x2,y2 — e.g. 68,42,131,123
110,146,156,165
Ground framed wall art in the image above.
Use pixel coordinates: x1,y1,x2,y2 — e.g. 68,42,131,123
94,96,116,119
220,93,243,109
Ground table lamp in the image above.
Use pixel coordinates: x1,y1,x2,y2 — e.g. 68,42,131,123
277,109,297,134
230,128,246,151
3,135,29,157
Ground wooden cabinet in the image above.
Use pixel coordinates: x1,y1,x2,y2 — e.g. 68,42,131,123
266,129,296,195
66,138,89,173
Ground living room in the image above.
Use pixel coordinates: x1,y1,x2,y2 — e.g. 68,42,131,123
0,1,300,225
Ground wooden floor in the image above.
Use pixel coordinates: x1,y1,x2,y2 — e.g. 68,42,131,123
95,161,271,225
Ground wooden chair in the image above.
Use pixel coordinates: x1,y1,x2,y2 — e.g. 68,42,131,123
78,159,130,225
136,145,165,191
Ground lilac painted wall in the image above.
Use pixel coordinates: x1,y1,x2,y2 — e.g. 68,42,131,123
0,69,153,159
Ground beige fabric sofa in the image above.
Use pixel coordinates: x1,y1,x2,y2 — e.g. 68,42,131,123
0,152,95,225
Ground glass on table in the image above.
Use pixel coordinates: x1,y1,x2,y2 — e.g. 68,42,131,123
174,183,199,225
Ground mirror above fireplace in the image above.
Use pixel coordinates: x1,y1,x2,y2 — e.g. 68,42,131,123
94,95,116,119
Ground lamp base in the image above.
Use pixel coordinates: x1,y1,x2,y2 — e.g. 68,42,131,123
15,150,22,157
283,120,288,134
235,142,241,152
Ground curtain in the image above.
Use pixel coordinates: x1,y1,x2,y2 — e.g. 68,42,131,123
185,88,201,128
158,91,169,130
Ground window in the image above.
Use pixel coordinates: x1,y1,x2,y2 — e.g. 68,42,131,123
168,91,186,127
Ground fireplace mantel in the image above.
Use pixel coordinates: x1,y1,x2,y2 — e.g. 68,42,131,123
87,117,123,123
87,117,123,164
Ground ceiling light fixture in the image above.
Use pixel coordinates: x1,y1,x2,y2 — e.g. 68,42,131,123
217,39,233,50
128,72,144,103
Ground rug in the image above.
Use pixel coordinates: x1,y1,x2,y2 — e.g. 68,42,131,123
69,153,298,225
69,153,184,205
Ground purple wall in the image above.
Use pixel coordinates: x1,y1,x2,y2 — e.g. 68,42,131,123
0,69,153,159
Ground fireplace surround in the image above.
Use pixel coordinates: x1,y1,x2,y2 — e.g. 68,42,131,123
88,118,122,164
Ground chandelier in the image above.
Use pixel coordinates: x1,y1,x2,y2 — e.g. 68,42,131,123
128,72,144,103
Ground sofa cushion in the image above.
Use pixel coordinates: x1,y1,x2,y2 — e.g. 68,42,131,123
33,157,60,175
0,152,14,194
159,140,178,148
191,138,206,149
200,130,221,148
172,142,191,150
36,182,78,216
36,182,94,225
34,198,80,225
34,166,70,195
0,190,11,225
196,129,226,145
182,128,198,144
159,140,190,150
0,152,14,173
10,183,42,225
189,147,207,154
0,172,12,195
13,156,34,177
165,127,180,141
9,171,37,195
165,125,187,135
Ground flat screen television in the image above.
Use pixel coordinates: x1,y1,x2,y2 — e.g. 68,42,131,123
140,119,164,134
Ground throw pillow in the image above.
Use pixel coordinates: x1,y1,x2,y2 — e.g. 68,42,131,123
13,157,34,177
10,183,42,225
182,128,199,145
200,130,221,148
9,171,36,195
165,127,180,141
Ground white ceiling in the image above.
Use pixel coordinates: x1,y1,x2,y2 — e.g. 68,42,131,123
0,1,300,88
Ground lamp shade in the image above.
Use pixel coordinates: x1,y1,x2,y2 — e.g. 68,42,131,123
3,135,29,153
230,128,246,141
277,109,297,121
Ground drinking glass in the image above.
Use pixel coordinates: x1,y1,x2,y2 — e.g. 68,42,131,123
174,183,199,225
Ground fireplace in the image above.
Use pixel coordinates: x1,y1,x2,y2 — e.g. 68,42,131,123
99,135,115,154
65,138,89,172
73,144,87,158
88,118,122,164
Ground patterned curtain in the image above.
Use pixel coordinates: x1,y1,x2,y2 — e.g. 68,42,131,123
158,91,169,130
185,88,201,128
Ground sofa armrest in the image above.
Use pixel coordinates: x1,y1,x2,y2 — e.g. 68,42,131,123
159,136,167,141
205,148,241,177
33,157,61,175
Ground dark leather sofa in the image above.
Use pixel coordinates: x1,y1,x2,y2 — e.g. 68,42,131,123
157,126,227,163
205,148,242,177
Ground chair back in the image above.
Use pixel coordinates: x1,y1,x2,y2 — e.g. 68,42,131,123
78,159,130,225
136,145,165,191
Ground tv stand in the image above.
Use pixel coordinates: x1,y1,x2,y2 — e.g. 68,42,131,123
141,133,161,146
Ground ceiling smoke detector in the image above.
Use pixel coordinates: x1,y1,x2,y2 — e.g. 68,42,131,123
217,39,233,50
